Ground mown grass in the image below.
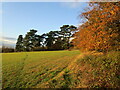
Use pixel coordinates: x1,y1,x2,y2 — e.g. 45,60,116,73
2,50,120,88
37,51,120,88
2,50,80,88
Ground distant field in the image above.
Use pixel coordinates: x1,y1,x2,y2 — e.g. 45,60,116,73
2,50,80,88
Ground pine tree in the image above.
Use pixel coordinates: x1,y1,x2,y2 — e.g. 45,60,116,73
23,29,38,51
15,35,23,52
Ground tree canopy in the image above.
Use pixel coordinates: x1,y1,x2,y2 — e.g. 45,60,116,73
15,25,77,52
15,35,23,52
73,2,120,52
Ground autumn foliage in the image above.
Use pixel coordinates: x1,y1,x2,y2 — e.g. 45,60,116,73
73,2,120,52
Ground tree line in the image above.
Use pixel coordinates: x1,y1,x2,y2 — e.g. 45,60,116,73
6,2,120,53
1,46,14,53
15,25,77,52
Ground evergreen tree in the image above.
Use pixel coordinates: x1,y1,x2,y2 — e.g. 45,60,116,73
23,29,38,51
15,25,77,51
45,31,58,50
60,25,77,49
15,35,23,52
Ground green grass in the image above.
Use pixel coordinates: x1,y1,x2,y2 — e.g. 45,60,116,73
2,50,80,88
2,50,120,88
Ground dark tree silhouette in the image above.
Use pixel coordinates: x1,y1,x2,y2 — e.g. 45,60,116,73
15,35,23,52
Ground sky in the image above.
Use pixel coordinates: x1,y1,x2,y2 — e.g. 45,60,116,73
1,2,88,47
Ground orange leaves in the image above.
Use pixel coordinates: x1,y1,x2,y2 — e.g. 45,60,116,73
73,2,120,52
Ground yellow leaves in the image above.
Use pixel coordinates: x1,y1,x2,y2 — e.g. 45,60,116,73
110,11,115,15
104,41,107,43
73,2,120,52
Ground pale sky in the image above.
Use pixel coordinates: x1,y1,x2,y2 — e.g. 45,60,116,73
1,2,88,47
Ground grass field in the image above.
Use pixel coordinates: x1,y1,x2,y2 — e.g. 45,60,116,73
2,50,120,88
2,50,80,88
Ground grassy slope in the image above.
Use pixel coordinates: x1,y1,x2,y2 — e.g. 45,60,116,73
2,50,120,88
67,51,120,88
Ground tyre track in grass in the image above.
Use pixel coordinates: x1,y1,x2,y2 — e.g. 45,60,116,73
39,53,84,88
32,55,73,87
51,53,84,79
13,52,28,87
35,54,80,88
44,52,103,88
13,51,80,88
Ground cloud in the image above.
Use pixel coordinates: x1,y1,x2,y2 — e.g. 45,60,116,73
60,2,83,8
2,37,16,41
0,37,16,47
76,23,83,27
